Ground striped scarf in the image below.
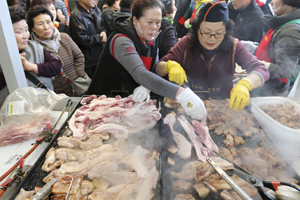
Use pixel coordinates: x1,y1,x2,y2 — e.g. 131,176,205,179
31,27,60,60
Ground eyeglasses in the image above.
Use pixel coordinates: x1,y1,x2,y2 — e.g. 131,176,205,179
199,30,225,40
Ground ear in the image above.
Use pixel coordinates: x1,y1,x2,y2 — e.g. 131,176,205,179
132,16,137,26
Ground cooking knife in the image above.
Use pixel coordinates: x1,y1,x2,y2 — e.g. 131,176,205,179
30,178,58,200
207,157,253,200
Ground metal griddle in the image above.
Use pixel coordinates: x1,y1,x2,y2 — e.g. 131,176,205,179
9,96,163,200
160,105,300,200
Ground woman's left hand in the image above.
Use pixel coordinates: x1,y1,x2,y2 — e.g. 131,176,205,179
229,78,253,111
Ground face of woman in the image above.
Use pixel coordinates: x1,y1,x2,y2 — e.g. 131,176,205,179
133,7,162,43
271,0,285,15
32,14,54,40
48,3,57,21
198,21,226,50
13,19,30,51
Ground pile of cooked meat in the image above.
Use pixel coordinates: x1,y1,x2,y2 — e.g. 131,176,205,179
15,95,162,200
260,103,300,129
164,99,299,200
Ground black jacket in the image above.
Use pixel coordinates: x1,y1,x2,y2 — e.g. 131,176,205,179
229,1,264,43
102,8,115,37
158,19,178,59
87,19,159,96
69,2,104,68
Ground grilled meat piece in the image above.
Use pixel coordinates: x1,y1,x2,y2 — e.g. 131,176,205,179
219,148,233,161
193,183,210,198
173,180,193,192
103,171,138,186
220,190,235,200
171,161,200,181
80,180,94,196
174,194,195,200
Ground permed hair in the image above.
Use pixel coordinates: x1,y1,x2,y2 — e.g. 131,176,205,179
162,0,174,17
27,5,53,30
131,0,164,20
9,5,27,24
30,0,54,8
188,18,235,52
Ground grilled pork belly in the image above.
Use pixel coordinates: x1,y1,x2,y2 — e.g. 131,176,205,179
174,194,195,200
193,183,210,198
135,167,159,200
57,136,81,149
52,175,83,195
80,180,94,196
164,113,192,159
15,188,35,200
103,171,138,185
88,160,118,179
173,179,193,192
171,161,200,181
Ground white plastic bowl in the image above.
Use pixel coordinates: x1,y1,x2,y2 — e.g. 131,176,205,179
251,97,300,160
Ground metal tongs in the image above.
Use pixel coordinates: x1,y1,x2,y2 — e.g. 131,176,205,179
31,178,58,200
207,157,252,200
211,151,300,200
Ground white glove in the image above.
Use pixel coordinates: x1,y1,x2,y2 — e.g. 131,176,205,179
241,40,258,54
176,88,207,122
132,85,150,103
260,60,271,69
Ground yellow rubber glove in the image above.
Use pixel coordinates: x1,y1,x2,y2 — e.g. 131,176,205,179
165,60,188,86
229,78,253,111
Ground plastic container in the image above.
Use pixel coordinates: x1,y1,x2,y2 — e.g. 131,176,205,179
251,97,300,161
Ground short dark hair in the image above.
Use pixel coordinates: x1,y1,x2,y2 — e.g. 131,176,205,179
131,0,164,20
27,5,53,30
30,0,54,8
162,1,174,17
283,0,300,8
106,0,118,7
9,5,27,24
188,18,235,52
120,0,135,9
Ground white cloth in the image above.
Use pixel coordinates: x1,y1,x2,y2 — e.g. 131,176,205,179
176,88,207,122
132,85,150,103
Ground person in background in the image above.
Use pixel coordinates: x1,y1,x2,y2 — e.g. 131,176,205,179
88,0,207,122
69,0,107,78
54,0,70,23
111,0,134,23
173,0,195,38
2,6,61,94
262,0,272,32
102,0,121,37
27,5,85,96
244,0,300,96
228,0,264,43
7,0,20,6
30,0,71,35
156,1,270,111
158,0,177,59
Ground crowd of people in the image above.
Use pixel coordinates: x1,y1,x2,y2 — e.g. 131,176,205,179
1,0,300,121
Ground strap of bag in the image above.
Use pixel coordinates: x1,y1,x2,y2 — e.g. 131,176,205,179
232,38,239,71
25,71,50,92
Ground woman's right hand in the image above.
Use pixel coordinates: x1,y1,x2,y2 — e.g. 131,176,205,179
20,53,38,74
165,60,188,86
176,88,207,124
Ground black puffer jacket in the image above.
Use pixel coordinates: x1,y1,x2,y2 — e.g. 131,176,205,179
69,2,104,68
102,8,115,37
158,19,177,59
229,0,264,43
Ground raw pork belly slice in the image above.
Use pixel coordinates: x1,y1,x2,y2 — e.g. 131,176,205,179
192,120,218,153
0,116,52,146
68,95,161,139
178,115,210,162
87,123,128,139
164,113,191,159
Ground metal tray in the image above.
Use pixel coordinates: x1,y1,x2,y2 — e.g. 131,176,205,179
160,105,300,200
9,96,163,200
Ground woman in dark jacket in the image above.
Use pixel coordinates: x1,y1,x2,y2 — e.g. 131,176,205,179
88,0,207,122
102,0,121,37
158,0,178,59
